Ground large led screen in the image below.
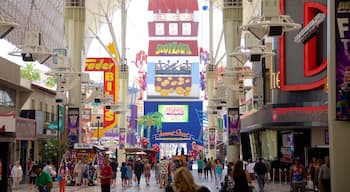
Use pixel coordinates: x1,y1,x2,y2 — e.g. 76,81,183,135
158,105,189,122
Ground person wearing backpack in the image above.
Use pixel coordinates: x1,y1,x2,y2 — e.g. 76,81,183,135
254,157,267,192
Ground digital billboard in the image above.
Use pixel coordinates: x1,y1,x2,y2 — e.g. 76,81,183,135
158,105,189,122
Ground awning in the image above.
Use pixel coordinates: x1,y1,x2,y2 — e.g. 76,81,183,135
47,119,64,130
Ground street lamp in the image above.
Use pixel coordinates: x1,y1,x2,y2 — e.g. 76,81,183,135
96,116,101,145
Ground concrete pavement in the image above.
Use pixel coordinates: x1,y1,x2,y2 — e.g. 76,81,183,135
15,171,291,192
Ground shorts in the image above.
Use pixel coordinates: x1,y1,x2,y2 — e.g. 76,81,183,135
198,169,203,173
160,174,167,180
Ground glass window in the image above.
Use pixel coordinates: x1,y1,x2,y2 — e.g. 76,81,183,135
155,23,164,35
0,87,15,107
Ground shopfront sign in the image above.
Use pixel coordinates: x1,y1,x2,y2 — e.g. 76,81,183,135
74,143,94,150
335,0,350,121
155,129,191,141
16,118,36,140
148,40,198,56
85,58,119,130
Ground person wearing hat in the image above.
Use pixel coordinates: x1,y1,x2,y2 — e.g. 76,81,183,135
289,157,307,192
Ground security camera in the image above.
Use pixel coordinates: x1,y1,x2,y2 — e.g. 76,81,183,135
294,13,326,44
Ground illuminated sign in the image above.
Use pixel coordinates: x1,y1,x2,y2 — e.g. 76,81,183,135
158,105,189,122
85,58,119,134
148,40,198,56
155,129,191,140
155,76,192,96
154,13,194,21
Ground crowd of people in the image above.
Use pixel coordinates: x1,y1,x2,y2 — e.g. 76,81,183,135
7,154,331,192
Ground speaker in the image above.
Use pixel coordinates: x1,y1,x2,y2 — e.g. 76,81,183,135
21,53,34,62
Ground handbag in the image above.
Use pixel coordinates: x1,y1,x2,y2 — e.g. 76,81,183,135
57,175,63,182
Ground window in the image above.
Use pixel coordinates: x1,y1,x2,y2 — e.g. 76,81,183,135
39,101,43,111
155,23,164,35
169,23,178,36
0,87,15,107
182,23,191,35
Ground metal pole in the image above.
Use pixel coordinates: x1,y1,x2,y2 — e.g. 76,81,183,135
97,117,100,144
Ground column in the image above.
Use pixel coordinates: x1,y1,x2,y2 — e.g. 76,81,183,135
223,2,242,163
328,1,350,191
64,0,85,142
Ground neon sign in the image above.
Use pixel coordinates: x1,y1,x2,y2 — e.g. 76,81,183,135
158,105,189,122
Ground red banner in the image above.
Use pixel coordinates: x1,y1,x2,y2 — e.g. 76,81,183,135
84,58,119,135
148,40,198,56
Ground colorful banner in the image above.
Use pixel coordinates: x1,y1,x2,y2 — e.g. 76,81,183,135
209,128,215,150
119,131,126,149
148,40,198,56
85,58,119,133
228,108,240,145
68,108,79,144
335,1,350,121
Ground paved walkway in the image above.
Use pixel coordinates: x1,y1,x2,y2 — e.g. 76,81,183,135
15,172,291,192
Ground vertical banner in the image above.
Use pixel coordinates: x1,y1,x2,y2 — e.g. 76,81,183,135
335,1,350,121
68,108,79,145
119,131,126,149
209,128,215,150
81,108,92,143
228,108,240,145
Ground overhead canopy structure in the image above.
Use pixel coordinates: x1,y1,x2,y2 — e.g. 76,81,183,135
0,0,125,61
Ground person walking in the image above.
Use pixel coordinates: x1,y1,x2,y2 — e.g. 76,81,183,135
58,162,68,192
134,158,143,186
254,157,268,192
232,160,251,192
120,162,127,189
32,164,53,192
159,157,168,189
154,160,160,184
82,161,89,187
10,160,23,190
73,160,83,186
143,159,151,186
197,157,204,178
100,158,113,192
318,156,331,192
215,159,224,189
289,157,307,192
173,166,210,192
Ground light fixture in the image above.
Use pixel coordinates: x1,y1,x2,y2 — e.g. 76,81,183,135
8,32,54,63
228,46,275,65
0,14,18,38
294,13,326,44
240,15,301,40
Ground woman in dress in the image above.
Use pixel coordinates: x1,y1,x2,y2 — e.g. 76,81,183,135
58,162,69,192
143,160,151,186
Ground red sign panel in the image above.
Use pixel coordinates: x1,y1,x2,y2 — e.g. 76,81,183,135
84,58,118,133
148,40,198,56
148,0,198,13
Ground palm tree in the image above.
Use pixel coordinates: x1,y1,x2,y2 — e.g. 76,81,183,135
20,63,41,81
138,112,163,148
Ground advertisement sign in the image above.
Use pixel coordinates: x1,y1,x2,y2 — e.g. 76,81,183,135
158,105,189,122
85,58,119,131
335,0,350,121
81,108,92,121
119,131,126,149
148,40,198,56
68,108,79,144
148,22,199,37
209,128,216,150
228,108,240,145
0,113,16,132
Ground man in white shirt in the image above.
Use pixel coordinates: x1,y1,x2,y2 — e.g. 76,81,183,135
246,159,256,180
